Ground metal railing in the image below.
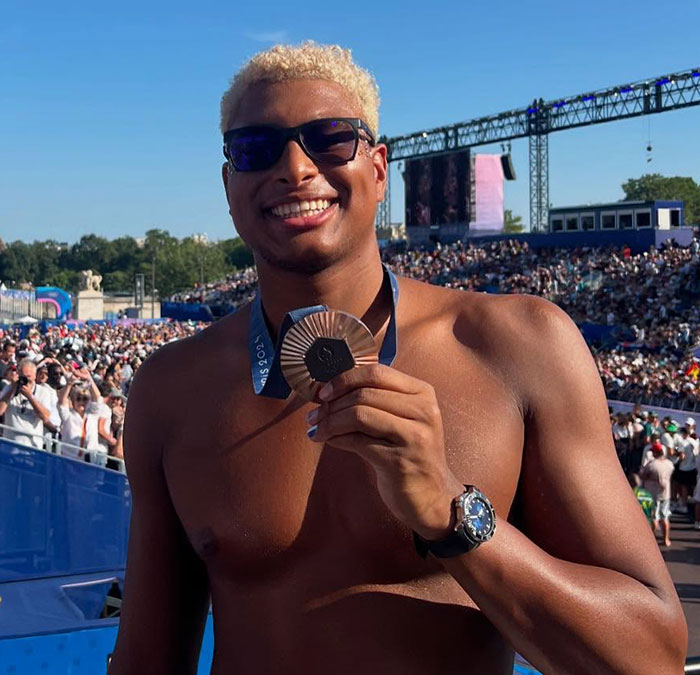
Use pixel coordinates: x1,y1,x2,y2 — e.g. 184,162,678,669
0,422,125,473
605,386,700,412
0,289,54,322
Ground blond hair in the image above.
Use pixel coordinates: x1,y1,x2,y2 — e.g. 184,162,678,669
220,42,380,138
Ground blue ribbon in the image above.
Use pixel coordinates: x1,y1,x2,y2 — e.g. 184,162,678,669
249,264,400,399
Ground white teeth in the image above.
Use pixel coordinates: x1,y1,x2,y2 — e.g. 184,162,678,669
270,199,333,218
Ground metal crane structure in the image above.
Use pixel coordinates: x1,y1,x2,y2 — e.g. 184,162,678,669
378,67,700,232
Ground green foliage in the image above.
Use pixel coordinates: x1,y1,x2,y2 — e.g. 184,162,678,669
503,209,524,233
218,237,254,269
0,232,253,297
621,174,700,224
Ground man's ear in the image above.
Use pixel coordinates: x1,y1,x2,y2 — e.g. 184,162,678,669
372,143,388,203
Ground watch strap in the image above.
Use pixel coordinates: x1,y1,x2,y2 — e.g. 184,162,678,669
412,526,479,559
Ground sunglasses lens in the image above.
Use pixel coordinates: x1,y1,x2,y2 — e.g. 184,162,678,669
301,119,356,163
226,127,283,171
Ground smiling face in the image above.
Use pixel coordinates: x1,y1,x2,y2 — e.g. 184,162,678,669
222,79,387,274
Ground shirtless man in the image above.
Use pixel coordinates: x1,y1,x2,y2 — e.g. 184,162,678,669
109,44,686,674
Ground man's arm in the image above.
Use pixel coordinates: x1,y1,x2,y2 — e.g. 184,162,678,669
439,297,686,674
98,416,117,448
108,352,209,675
309,294,686,675
57,379,73,409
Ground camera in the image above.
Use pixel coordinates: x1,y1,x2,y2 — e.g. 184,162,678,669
17,375,30,387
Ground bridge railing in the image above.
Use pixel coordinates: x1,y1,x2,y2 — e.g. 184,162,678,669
0,422,125,474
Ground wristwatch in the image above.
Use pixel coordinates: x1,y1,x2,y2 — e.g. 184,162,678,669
413,485,496,559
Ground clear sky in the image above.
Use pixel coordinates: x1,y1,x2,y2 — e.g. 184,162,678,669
2,0,699,243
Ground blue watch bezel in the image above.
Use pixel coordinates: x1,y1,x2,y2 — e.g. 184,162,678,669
412,485,496,559
455,486,497,544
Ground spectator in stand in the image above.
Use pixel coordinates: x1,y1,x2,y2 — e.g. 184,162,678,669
630,413,646,471
0,363,17,396
641,443,675,547
660,418,679,454
107,392,126,470
0,359,52,448
660,419,682,506
104,363,123,394
674,426,699,514
612,412,633,472
92,363,107,386
644,412,661,443
57,368,104,464
630,473,655,530
686,416,697,438
0,340,16,379
97,381,119,457
36,362,61,437
642,435,662,468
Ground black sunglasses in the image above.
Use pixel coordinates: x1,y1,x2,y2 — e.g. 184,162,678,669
223,117,376,172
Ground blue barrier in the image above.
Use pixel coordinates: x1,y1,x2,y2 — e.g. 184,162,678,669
160,301,214,322
0,440,131,585
0,615,216,675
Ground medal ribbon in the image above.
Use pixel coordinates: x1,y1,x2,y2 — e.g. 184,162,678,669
249,264,400,399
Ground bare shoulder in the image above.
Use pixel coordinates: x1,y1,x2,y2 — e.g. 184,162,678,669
403,278,587,399
132,310,250,391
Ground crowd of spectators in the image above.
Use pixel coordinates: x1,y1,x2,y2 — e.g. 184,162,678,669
170,266,258,307
386,237,700,407
0,321,205,468
610,405,700,541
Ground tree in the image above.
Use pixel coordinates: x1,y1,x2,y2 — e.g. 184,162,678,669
621,174,700,225
0,229,256,297
218,237,254,269
503,210,524,233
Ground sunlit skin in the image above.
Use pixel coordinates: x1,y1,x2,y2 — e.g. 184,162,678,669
109,79,686,675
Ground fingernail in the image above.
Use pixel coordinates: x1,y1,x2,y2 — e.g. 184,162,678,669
307,424,318,439
319,384,332,400
307,408,319,424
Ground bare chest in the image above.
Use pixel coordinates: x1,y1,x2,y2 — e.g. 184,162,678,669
164,331,524,582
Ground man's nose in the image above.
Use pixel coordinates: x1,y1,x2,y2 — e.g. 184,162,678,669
272,140,318,185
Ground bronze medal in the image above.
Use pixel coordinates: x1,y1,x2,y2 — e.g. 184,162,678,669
280,310,378,401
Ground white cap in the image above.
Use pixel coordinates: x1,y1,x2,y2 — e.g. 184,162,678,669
685,417,696,426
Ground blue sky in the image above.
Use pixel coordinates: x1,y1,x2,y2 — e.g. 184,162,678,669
2,0,699,243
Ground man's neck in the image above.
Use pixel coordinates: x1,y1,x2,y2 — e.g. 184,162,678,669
256,250,388,343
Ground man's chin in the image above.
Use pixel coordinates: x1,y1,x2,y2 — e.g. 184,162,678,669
254,244,347,275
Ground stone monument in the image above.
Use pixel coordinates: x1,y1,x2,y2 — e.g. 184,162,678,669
74,270,104,320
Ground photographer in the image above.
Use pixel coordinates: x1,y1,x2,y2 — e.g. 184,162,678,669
0,359,52,449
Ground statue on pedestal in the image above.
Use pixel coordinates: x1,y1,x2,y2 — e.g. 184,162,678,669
79,270,103,293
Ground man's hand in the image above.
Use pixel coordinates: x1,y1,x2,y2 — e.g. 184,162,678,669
307,364,463,540
19,384,34,399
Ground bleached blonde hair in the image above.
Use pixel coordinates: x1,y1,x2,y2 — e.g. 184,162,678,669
220,42,380,138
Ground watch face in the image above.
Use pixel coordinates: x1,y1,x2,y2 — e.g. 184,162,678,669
465,495,495,542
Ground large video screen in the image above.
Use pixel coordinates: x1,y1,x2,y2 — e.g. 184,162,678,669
404,150,471,226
